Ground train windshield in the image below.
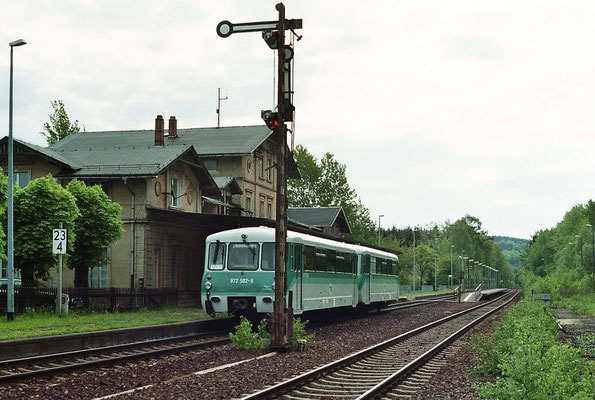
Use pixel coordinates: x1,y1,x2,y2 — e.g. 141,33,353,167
228,242,259,270
261,243,275,271
208,241,226,270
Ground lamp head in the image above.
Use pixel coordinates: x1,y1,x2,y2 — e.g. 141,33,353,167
9,39,27,47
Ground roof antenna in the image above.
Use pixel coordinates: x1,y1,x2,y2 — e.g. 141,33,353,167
216,88,228,128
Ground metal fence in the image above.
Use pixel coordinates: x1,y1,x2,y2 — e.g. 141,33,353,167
0,286,178,315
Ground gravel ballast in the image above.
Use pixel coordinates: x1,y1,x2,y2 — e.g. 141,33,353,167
2,301,504,400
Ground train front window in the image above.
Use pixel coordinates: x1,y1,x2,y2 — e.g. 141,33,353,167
261,243,275,271
228,243,259,270
208,241,226,270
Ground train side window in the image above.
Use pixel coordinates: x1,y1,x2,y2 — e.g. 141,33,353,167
304,245,316,271
363,255,370,274
208,242,226,270
384,259,390,275
327,250,337,272
336,252,345,273
315,248,327,272
261,242,275,271
370,257,377,274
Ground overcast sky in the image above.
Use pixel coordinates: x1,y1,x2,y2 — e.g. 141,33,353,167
1,1,593,239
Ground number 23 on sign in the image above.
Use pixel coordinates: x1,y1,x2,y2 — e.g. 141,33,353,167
53,229,67,254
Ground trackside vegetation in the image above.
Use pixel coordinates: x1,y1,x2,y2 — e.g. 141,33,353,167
229,316,314,350
469,297,594,399
0,307,216,340
520,200,594,316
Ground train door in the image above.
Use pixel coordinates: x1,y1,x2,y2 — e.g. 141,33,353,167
293,244,303,311
351,254,358,306
362,255,371,304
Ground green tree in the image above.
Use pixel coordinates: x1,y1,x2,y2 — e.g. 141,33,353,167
414,244,434,286
13,175,79,285
288,145,376,244
66,180,123,287
41,100,84,145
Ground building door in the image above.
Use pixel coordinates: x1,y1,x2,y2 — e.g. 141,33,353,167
154,248,162,288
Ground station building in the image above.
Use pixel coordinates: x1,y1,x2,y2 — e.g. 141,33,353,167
0,116,302,305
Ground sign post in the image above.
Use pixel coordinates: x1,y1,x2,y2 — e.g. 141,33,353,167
53,223,66,316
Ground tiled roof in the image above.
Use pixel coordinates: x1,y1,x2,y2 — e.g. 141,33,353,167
51,125,272,157
52,145,192,178
288,207,351,233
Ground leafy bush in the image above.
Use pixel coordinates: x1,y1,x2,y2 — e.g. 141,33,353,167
228,316,314,350
470,298,594,399
229,316,266,349
289,318,314,347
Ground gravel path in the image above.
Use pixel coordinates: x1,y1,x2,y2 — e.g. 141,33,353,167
2,301,503,400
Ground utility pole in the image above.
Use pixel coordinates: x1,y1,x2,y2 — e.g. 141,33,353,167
217,3,302,351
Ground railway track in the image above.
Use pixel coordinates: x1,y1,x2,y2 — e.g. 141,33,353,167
0,330,230,384
241,289,519,400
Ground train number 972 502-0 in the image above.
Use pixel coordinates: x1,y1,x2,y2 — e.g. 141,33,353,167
230,278,254,284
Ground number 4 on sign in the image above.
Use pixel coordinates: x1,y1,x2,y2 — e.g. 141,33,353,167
53,229,67,255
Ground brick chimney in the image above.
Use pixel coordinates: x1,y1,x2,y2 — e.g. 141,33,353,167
155,115,164,146
168,115,178,137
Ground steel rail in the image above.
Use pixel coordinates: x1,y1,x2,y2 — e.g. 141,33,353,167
241,290,516,400
356,289,520,399
0,334,230,383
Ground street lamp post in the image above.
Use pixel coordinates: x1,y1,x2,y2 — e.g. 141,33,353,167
587,224,594,278
412,227,417,292
468,259,474,290
575,235,583,268
7,38,27,322
450,245,454,287
378,215,384,247
433,236,437,291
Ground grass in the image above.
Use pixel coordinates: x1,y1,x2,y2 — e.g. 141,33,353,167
552,293,595,317
0,306,218,341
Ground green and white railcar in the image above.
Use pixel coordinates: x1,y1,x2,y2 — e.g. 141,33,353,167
352,246,399,305
201,226,398,315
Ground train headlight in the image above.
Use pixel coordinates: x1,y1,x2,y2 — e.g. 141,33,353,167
271,281,275,291
204,281,212,290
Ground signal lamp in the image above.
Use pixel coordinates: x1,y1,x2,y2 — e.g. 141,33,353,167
262,30,279,49
261,110,279,130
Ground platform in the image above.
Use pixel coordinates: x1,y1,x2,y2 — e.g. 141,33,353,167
462,287,507,302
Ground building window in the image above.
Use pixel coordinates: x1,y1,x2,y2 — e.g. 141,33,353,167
13,171,30,188
154,248,162,288
170,176,181,207
245,190,253,214
258,156,264,179
267,197,273,219
266,152,272,182
88,249,108,288
203,159,217,171
259,195,266,218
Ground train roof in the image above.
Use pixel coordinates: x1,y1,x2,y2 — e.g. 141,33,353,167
206,227,398,261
